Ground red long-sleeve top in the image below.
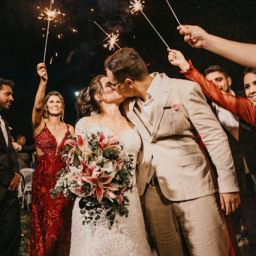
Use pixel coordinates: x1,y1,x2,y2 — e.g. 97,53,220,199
182,61,256,126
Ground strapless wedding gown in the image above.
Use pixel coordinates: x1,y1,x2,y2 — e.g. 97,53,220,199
69,119,152,256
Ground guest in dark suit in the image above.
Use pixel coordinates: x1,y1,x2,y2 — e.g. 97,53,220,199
12,135,35,169
0,78,21,256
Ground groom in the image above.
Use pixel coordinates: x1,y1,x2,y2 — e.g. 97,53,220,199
105,48,240,256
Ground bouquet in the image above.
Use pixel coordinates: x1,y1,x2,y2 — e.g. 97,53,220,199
51,130,134,227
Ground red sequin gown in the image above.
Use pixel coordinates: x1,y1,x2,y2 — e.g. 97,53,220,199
30,124,73,256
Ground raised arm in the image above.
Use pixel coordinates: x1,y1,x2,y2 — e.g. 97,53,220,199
32,63,48,129
178,25,256,68
167,49,256,126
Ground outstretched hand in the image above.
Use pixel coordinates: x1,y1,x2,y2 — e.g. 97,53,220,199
37,63,48,82
167,48,190,71
177,25,208,48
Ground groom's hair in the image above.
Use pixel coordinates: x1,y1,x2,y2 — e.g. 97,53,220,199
104,47,149,82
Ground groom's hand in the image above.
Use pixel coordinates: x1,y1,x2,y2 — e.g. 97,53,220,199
219,192,240,215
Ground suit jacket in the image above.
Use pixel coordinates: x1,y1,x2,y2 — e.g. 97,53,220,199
17,144,35,169
239,120,256,174
209,103,245,193
0,118,19,201
124,73,239,201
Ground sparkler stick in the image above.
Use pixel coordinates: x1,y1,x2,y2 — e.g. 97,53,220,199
43,0,54,63
129,0,170,48
164,0,181,26
93,21,121,51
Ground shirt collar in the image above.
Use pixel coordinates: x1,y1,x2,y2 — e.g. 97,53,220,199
138,72,161,105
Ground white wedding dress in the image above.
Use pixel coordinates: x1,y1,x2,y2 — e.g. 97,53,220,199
69,119,152,256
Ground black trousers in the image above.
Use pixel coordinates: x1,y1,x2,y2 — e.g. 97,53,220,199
0,191,21,256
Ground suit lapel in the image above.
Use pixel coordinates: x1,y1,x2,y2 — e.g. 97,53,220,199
0,121,8,149
126,99,152,141
151,74,172,138
125,74,172,141
5,120,12,148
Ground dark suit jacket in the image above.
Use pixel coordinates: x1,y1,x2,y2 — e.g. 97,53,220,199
210,101,245,192
17,144,35,169
239,120,256,174
0,118,19,201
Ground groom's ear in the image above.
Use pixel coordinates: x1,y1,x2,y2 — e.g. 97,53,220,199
124,78,134,88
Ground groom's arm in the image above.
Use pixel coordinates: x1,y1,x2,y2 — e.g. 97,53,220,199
180,81,240,214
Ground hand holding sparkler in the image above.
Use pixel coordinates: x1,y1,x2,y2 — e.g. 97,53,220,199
167,48,190,72
129,0,170,48
37,63,48,82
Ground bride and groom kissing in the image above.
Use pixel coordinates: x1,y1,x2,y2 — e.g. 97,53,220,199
28,47,240,256
68,47,240,256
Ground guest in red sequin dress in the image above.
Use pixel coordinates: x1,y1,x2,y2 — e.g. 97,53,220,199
29,63,74,256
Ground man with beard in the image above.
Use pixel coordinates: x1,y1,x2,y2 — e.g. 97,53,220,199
0,78,21,256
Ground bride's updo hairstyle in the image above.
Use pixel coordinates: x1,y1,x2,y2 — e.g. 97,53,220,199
76,75,105,118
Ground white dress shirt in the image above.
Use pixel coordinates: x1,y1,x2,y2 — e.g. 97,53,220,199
0,115,9,146
212,90,239,140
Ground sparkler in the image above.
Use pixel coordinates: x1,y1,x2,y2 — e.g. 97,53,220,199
164,0,181,26
93,21,121,51
129,0,170,48
38,0,65,62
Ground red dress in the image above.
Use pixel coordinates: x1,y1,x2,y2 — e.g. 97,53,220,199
30,124,73,256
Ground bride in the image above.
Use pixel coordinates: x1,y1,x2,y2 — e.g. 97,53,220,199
70,75,153,256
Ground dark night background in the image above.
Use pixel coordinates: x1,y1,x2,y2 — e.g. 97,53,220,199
1,0,256,143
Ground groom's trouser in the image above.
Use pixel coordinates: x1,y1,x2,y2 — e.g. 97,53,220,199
143,184,230,256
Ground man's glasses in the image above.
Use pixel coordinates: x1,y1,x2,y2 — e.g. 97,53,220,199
106,81,122,89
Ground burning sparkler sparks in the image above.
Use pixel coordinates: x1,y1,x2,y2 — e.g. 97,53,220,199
37,5,65,24
129,0,145,14
129,0,170,48
93,21,121,51
38,0,66,62
71,28,78,33
103,32,120,51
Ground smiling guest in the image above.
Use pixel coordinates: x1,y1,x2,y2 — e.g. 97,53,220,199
0,78,21,256
29,63,74,256
168,49,256,127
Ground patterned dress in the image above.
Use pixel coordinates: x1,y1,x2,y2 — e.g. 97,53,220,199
30,124,74,256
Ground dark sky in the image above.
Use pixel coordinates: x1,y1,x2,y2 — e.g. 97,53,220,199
1,0,256,143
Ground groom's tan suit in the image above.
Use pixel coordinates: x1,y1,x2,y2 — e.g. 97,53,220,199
124,73,239,256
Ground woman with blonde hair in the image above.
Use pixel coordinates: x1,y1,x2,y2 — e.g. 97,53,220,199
30,63,74,256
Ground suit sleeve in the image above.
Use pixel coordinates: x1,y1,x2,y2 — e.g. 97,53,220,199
20,144,35,153
181,83,239,193
10,143,19,173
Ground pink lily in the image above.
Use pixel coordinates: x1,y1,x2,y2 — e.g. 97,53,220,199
83,169,116,202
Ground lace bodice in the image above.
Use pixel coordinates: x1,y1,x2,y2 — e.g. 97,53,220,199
75,117,141,156
70,118,152,256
